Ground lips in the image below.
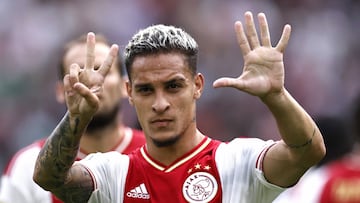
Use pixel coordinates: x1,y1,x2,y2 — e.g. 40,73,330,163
150,118,173,128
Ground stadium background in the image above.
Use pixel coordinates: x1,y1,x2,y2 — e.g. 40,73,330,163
0,0,359,174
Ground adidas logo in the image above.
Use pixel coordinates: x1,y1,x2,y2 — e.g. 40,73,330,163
126,183,150,199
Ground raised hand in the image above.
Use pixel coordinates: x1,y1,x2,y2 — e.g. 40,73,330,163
63,32,119,120
213,11,291,99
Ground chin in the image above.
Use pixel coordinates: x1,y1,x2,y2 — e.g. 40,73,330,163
86,105,120,132
151,134,180,148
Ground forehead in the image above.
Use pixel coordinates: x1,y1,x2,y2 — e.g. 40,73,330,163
63,43,111,71
131,53,191,84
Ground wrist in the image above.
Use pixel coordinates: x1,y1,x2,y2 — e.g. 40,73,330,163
67,112,92,135
260,88,287,106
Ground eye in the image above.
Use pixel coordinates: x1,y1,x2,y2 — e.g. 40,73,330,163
167,83,182,92
168,83,179,89
136,86,153,95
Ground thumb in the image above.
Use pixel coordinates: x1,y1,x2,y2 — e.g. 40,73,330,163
213,77,246,89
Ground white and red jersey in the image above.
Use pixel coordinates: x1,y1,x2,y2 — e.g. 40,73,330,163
318,156,360,203
272,166,329,203
273,154,360,203
80,136,284,203
0,127,145,203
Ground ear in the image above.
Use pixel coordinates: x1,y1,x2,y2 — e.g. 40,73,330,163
194,73,204,99
55,81,66,104
126,80,134,106
119,76,129,98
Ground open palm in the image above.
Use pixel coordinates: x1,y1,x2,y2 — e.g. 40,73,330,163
213,12,291,99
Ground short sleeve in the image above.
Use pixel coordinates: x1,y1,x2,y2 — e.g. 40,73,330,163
77,152,130,203
215,138,284,203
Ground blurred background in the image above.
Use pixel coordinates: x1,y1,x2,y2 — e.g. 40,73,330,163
0,0,359,173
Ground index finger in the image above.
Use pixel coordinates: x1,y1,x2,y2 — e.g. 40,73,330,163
85,32,96,69
98,44,119,76
235,21,251,56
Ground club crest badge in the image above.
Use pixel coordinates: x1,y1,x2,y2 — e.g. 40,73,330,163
182,172,218,203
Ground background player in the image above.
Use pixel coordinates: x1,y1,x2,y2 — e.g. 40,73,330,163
0,34,145,203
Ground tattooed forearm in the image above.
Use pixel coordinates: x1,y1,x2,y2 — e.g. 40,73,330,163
33,112,93,202
53,164,94,203
73,115,80,135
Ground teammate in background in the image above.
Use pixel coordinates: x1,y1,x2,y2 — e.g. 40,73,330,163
0,34,145,203
272,116,354,203
33,11,325,202
317,95,360,203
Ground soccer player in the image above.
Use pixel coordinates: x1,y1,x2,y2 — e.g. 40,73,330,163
317,95,360,203
33,11,326,202
0,34,145,203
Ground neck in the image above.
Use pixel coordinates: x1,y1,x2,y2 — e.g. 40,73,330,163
146,129,205,166
79,117,125,154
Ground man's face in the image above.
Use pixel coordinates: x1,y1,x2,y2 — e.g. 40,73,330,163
62,43,124,117
127,52,203,147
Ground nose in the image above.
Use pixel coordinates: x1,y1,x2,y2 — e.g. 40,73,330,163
152,92,170,113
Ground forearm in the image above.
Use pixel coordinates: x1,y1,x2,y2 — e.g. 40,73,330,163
262,89,325,164
33,112,87,190
262,89,315,144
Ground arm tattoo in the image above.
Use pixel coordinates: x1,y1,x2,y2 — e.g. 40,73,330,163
286,127,316,149
53,164,94,203
34,113,94,202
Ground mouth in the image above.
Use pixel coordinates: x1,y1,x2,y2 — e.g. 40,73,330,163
150,118,173,128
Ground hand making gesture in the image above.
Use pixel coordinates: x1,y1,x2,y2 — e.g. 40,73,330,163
63,32,119,122
213,11,291,99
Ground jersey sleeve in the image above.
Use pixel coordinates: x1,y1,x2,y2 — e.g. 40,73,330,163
215,138,284,203
0,146,51,203
77,151,130,203
272,167,328,203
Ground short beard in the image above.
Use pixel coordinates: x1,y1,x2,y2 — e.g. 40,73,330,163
86,105,120,133
151,134,180,148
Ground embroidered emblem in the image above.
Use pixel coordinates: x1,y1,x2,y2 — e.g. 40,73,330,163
182,172,218,203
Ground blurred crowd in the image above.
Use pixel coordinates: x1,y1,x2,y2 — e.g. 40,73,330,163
0,0,359,173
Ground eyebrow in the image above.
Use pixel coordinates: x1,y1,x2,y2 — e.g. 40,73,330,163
134,83,150,90
133,76,187,89
165,77,186,85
